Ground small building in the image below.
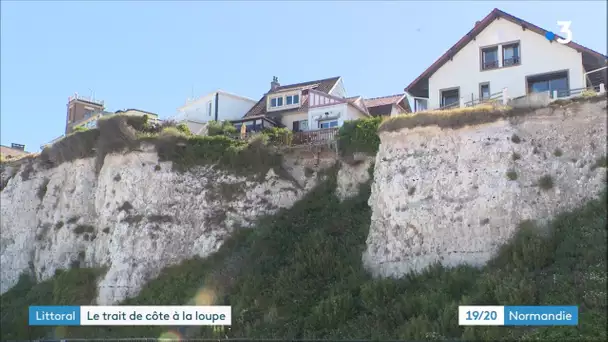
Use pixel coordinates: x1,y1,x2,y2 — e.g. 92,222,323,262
65,94,105,134
405,8,608,111
0,143,29,160
174,90,257,135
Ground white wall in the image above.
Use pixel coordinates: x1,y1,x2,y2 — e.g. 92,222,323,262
308,103,348,129
281,112,309,131
176,93,215,123
428,18,585,109
175,92,255,123
346,104,368,120
329,78,347,98
218,93,256,121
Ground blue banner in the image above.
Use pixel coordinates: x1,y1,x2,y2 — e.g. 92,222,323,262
504,306,578,326
29,306,81,326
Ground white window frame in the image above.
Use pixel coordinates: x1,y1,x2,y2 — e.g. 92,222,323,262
286,94,300,105
319,120,338,129
268,91,301,111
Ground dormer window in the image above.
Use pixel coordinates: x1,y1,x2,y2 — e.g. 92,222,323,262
268,92,301,110
286,94,299,105
270,96,283,108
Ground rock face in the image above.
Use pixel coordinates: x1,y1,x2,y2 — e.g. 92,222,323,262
0,145,333,304
364,99,607,278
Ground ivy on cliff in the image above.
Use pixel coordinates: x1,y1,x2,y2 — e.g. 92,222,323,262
337,116,382,157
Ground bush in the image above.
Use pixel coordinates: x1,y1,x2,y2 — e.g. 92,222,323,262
338,116,383,157
262,127,292,145
208,121,237,136
72,126,89,133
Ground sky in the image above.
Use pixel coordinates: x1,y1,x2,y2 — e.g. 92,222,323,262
1,0,607,152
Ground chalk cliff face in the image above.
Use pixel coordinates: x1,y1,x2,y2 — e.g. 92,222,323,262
0,145,344,304
363,99,607,278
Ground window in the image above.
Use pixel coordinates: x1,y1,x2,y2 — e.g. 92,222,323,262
503,43,520,67
527,71,569,97
286,94,300,105
207,101,212,117
270,96,284,108
414,98,428,112
440,88,460,108
319,120,338,129
292,119,308,132
480,83,490,101
481,46,499,70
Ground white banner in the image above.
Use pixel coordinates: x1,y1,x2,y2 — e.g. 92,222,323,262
80,306,231,326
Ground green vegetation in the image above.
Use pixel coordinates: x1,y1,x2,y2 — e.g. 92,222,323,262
538,175,554,190
37,178,50,200
207,120,237,136
1,269,103,341
554,148,563,157
71,126,89,133
591,155,607,171
379,104,515,133
506,169,518,181
338,116,382,157
36,115,284,178
3,169,606,341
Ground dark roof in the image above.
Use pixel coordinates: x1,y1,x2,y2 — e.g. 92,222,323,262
405,8,608,93
363,94,411,116
244,76,341,118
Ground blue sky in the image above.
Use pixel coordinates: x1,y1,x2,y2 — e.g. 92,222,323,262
1,0,606,152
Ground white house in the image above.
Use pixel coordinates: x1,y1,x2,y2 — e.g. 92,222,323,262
174,90,257,134
405,8,608,111
240,76,370,133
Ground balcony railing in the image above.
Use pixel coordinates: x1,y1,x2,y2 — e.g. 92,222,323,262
482,60,499,70
503,56,520,67
68,94,104,106
292,128,339,146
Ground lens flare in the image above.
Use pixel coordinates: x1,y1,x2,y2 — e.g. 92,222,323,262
159,330,182,341
194,288,216,305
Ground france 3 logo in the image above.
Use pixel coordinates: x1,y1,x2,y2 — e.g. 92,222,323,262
545,21,572,44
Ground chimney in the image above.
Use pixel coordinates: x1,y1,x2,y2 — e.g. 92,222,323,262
270,76,280,91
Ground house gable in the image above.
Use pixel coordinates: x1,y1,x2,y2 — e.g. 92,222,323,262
405,8,608,97
244,76,341,118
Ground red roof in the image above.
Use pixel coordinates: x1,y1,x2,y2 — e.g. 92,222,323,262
405,8,608,93
244,76,341,118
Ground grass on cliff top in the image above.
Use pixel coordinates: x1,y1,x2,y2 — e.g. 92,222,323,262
35,115,283,178
379,93,607,133
2,172,606,341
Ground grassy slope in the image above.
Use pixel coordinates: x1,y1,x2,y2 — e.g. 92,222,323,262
1,173,606,341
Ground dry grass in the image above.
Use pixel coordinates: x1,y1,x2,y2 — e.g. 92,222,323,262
379,104,516,132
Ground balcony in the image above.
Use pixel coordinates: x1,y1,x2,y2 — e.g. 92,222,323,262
292,127,339,146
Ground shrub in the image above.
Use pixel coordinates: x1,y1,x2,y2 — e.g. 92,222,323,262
338,116,383,157
208,121,237,136
553,148,563,157
538,175,554,190
176,123,192,135
262,127,292,145
72,126,89,133
506,170,518,181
